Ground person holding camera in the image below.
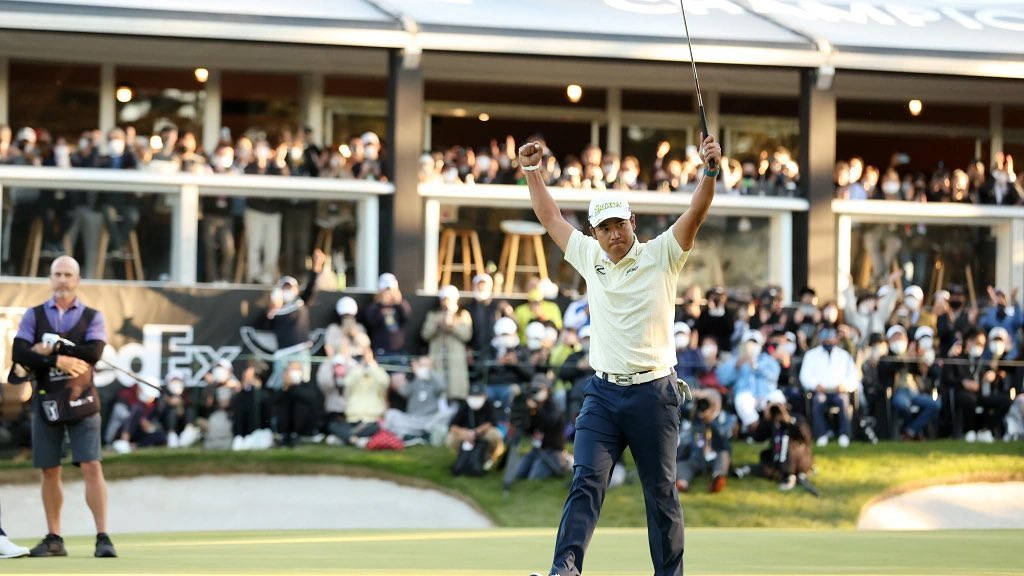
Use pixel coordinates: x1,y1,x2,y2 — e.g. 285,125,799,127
448,383,503,475
735,389,816,494
338,337,390,447
675,389,735,494
508,378,568,484
10,256,116,558
717,330,781,435
421,285,473,400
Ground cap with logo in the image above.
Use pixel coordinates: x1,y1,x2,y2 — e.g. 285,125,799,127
588,197,632,228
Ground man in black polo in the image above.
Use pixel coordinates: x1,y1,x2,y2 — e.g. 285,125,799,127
11,255,116,558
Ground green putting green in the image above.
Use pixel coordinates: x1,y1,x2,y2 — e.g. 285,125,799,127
4,528,1021,575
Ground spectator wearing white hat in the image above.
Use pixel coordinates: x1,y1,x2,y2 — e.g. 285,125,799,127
484,316,532,422
364,272,412,362
899,285,936,330
944,328,1014,443
422,285,473,400
979,287,1022,349
673,322,704,385
800,327,858,447
878,325,941,440
468,273,502,357
842,270,901,347
514,279,564,346
333,296,366,341
717,330,781,432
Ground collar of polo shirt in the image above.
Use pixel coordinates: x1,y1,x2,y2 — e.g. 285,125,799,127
600,235,640,265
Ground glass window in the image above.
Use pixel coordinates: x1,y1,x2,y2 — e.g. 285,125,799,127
9,61,100,140
115,67,207,143
850,222,996,292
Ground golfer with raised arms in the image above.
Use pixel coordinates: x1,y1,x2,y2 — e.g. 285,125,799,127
520,133,721,576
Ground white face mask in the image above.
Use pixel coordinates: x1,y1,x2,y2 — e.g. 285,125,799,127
990,341,1006,357
858,302,874,315
213,366,231,382
78,137,90,151
882,181,900,195
917,337,933,351
466,396,486,411
784,342,797,355
968,345,984,358
492,334,518,351
621,170,638,186
904,296,920,311
167,380,185,396
282,288,298,303
708,307,726,318
474,288,491,302
700,344,718,359
414,367,431,381
922,349,936,365
216,155,234,169
108,139,125,156
288,369,304,384
889,340,908,355
744,342,763,358
675,334,689,349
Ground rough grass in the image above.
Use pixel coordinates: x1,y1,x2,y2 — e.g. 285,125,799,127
1,440,1022,528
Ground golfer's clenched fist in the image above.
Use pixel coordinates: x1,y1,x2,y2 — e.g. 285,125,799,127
518,141,543,170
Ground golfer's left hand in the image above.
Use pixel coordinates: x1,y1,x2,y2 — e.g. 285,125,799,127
699,134,722,167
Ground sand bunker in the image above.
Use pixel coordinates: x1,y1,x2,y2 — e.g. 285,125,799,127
858,482,1024,530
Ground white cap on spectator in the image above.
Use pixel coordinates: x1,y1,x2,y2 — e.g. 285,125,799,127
217,358,233,371
138,382,161,403
16,127,36,143
674,322,691,336
578,325,591,340
525,321,547,350
904,285,924,301
785,331,797,344
493,316,517,336
336,296,358,317
361,131,380,147
473,273,493,288
934,290,950,304
277,275,298,289
378,272,399,291
743,330,765,345
766,388,786,406
914,326,934,341
877,284,893,299
886,325,907,340
988,327,1010,342
588,196,632,228
439,284,460,302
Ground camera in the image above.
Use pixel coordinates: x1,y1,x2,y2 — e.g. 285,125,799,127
769,404,783,419
695,397,711,413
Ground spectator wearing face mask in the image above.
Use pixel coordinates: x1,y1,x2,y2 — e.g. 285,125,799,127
507,379,568,484
382,357,454,446
204,386,236,451
673,322,704,384
900,285,936,330
978,287,1021,349
981,152,1019,206
256,249,326,389
944,329,1014,443
422,285,473,400
242,139,285,283
448,383,504,473
697,287,733,352
200,145,238,283
718,330,781,434
339,345,390,447
201,359,241,419
936,285,978,356
333,296,366,342
525,321,559,372
231,362,268,445
559,325,595,429
514,282,564,345
468,274,501,357
676,389,734,493
97,127,141,261
484,317,533,424
768,331,802,413
878,325,941,441
697,335,726,393
842,271,901,347
317,336,352,443
800,327,858,448
364,273,412,362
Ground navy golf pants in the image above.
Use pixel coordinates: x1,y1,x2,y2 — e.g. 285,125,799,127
550,375,684,576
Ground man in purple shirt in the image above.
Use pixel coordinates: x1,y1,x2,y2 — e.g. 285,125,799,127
11,256,116,559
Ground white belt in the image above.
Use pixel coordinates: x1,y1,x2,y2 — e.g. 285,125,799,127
595,367,674,387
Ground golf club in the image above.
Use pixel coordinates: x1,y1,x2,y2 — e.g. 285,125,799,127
678,0,716,170
48,334,164,393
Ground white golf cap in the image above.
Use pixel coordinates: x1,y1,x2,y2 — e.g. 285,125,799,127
439,284,460,302
766,388,786,406
914,326,934,341
743,330,765,345
876,284,893,298
588,196,632,228
886,325,907,340
493,316,518,336
377,272,399,291
336,296,358,317
904,285,924,301
578,325,591,340
989,326,1010,341
473,273,493,287
674,322,691,336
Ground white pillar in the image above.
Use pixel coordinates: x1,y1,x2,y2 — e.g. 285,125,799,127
423,113,432,152
703,90,720,142
422,197,441,292
0,58,8,126
836,215,853,308
202,70,222,154
590,121,600,148
1012,218,1024,310
990,103,1004,161
770,212,793,302
606,87,622,156
173,184,200,285
357,195,380,291
300,72,325,146
99,63,116,132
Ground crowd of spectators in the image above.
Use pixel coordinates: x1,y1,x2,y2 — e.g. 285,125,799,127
419,134,801,197
0,123,384,281
6,263,1021,496
835,152,1024,205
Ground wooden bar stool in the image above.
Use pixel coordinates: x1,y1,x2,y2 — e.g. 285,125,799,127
21,217,67,278
437,227,485,291
497,220,548,294
96,227,144,280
